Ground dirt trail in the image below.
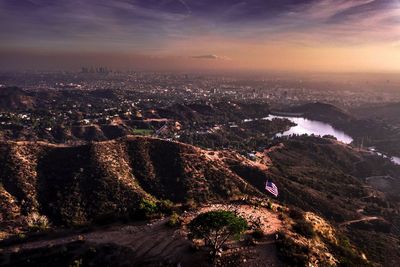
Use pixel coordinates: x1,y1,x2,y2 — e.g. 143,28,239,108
2,204,283,266
339,216,381,227
203,151,269,171
2,219,192,264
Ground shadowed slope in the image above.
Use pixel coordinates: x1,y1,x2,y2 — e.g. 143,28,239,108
0,137,262,229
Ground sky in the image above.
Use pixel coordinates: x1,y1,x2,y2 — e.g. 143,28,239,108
0,0,400,72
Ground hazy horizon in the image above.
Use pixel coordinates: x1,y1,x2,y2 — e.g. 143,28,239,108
1,0,400,73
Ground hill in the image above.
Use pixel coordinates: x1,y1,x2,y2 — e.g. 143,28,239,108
352,102,400,126
0,87,35,111
156,102,270,124
0,136,399,266
286,102,400,157
288,102,353,122
263,136,400,265
0,136,261,231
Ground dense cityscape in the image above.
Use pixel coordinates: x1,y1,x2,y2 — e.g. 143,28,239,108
1,71,400,146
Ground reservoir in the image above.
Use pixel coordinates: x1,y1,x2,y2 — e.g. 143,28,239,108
263,115,354,144
392,156,400,165
368,147,400,166
257,115,400,165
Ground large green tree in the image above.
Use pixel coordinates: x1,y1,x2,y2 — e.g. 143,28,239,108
188,210,248,259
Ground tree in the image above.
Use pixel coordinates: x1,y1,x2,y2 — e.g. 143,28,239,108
188,210,248,259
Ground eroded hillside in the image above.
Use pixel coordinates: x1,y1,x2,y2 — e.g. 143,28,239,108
0,136,399,266
0,136,261,232
264,136,400,265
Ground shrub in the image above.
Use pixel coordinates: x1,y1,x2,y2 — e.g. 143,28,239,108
183,198,197,210
328,236,373,267
293,219,315,238
138,199,158,219
25,212,50,232
288,208,304,220
69,259,83,267
251,228,264,239
166,212,181,227
276,232,310,266
157,199,174,215
16,233,26,240
136,199,177,220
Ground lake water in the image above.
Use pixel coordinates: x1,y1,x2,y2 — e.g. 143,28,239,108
257,115,399,165
264,115,354,144
368,147,400,166
392,156,400,165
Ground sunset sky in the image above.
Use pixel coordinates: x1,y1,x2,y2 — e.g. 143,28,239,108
1,0,400,72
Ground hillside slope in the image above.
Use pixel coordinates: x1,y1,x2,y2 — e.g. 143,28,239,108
0,136,261,231
1,135,399,266
263,136,400,265
0,87,35,111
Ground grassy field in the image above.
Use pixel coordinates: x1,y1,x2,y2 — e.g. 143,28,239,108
131,129,154,136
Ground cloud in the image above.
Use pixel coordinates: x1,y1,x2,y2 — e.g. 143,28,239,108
178,0,192,15
292,0,376,21
0,0,399,58
222,0,400,46
192,54,231,60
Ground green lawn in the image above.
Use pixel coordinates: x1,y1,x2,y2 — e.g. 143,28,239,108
132,129,154,136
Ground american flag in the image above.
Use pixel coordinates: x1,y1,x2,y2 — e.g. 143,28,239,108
265,180,278,197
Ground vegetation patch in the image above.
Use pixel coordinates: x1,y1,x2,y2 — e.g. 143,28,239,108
275,231,310,266
131,129,153,136
292,219,315,238
188,210,248,260
166,212,181,227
